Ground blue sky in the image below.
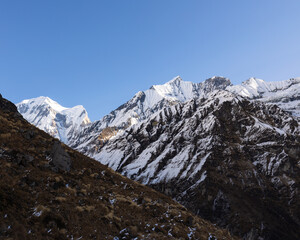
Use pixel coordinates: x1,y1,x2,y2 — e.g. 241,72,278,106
1,0,300,120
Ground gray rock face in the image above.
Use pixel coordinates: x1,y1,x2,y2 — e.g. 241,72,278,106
202,76,232,92
50,142,71,172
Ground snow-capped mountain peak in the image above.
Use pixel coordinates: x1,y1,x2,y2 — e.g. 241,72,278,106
241,77,271,94
165,75,182,83
17,96,91,143
19,96,67,112
69,76,230,154
150,76,232,102
227,77,300,116
17,75,300,157
151,76,196,102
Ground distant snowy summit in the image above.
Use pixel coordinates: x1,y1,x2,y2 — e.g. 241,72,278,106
17,96,90,143
17,76,300,146
228,77,300,116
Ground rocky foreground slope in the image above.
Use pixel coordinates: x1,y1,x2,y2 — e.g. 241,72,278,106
95,91,300,239
0,94,235,239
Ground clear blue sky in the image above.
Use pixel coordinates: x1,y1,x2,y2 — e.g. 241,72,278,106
1,0,300,120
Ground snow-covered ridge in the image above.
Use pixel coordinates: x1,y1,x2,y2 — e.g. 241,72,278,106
151,76,197,102
227,77,300,98
17,96,91,143
69,76,232,154
227,77,300,116
71,75,299,157
20,96,67,112
95,90,299,183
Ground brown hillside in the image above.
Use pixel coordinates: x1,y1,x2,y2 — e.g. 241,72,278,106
0,94,236,240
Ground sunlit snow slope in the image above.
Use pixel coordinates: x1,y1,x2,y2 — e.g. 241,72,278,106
227,77,300,116
17,96,90,143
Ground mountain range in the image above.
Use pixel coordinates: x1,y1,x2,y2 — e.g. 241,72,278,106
0,94,235,239
16,76,300,239
17,76,300,150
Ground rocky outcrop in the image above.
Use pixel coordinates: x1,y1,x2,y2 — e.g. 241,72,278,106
0,94,19,114
50,141,72,172
202,76,231,92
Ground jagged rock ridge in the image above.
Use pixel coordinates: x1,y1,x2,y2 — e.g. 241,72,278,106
72,76,300,159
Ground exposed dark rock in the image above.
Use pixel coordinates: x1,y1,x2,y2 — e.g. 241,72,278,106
212,190,231,226
202,76,232,92
50,141,71,172
0,94,18,113
23,129,35,140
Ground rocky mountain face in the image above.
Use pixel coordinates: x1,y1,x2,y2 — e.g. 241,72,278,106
0,95,235,239
72,76,300,162
16,96,91,144
69,76,232,156
94,91,300,239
